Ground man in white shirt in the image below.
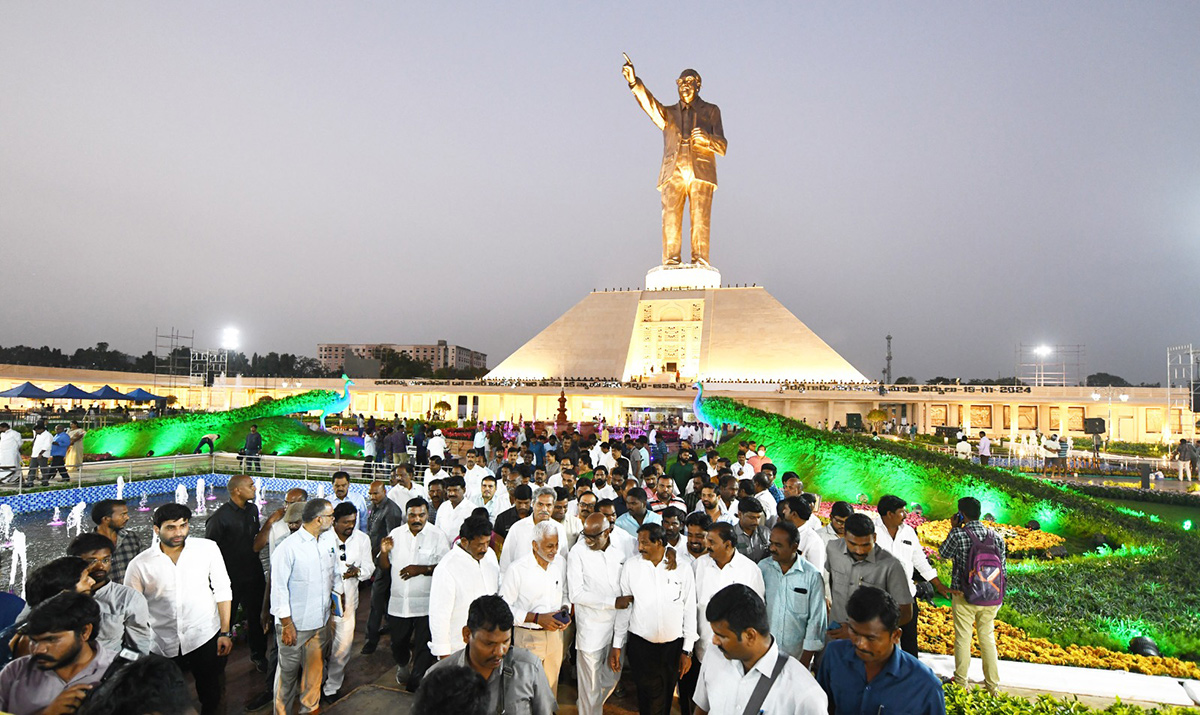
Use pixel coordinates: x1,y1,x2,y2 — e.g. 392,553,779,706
324,502,375,699
463,449,493,496
422,455,450,490
693,584,828,715
499,487,567,573
598,500,639,561
500,520,569,695
270,499,337,715
685,522,766,715
0,422,22,485
568,513,630,715
677,511,712,570
777,497,827,573
380,496,451,691
426,429,448,460
435,475,476,544
330,471,369,534
611,523,698,715
597,442,617,471
125,503,233,715
551,487,582,550
474,473,509,521
874,495,949,657
731,451,753,480
978,431,992,466
428,515,500,659
387,464,428,508
29,423,52,485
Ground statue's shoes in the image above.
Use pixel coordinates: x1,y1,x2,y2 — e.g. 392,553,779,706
691,258,711,267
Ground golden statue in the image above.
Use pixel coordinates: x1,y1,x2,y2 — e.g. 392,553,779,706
622,54,727,267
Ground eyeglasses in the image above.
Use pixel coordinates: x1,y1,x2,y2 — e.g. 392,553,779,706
338,543,347,561
581,532,604,541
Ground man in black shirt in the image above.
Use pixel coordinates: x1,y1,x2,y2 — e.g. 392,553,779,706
492,484,533,553
363,480,406,655
205,474,266,669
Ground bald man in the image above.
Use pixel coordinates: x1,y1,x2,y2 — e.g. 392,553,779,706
206,474,268,669
255,487,309,557
568,513,631,715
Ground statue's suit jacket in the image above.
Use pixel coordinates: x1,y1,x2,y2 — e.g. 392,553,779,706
631,79,727,190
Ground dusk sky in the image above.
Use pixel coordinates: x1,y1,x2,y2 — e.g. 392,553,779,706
3,3,1197,384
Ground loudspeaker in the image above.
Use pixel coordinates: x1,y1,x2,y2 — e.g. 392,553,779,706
846,413,863,430
1084,418,1105,435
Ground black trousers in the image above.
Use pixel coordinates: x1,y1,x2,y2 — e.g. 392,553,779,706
174,633,224,715
389,615,434,691
194,437,215,453
901,597,920,657
676,654,702,715
365,571,391,643
49,455,68,481
230,574,267,660
626,634,683,715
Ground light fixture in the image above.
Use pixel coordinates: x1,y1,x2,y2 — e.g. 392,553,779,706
1034,345,1052,357
1119,394,1129,402
1091,393,1101,401
221,327,240,351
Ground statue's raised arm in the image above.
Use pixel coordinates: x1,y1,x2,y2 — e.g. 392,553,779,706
620,56,727,267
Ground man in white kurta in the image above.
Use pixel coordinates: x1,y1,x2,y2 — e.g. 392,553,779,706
323,502,374,698
427,515,500,659
380,498,450,690
568,513,629,715
499,521,569,695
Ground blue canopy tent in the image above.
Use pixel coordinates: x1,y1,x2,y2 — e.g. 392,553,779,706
0,382,55,399
124,388,165,402
89,385,129,400
46,384,99,400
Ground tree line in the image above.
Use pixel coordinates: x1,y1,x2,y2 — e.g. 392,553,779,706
0,342,334,378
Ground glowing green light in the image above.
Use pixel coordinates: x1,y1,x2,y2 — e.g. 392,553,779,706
1185,520,1193,531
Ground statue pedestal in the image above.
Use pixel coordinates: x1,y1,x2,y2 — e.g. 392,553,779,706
645,264,722,291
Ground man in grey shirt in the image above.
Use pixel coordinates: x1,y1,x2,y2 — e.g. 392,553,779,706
425,595,557,715
0,592,117,715
68,533,154,654
824,513,913,640
734,497,770,562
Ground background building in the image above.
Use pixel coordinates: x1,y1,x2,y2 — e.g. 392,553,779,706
318,340,486,373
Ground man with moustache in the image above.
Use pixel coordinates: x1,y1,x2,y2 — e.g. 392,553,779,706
361,480,405,656
66,533,154,655
125,503,233,715
323,502,374,701
569,513,631,715
694,584,827,715
0,592,116,715
381,497,451,690
271,499,338,714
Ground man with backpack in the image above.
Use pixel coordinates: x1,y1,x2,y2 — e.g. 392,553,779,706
937,496,1006,694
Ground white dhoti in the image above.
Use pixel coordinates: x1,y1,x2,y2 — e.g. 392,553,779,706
576,646,621,715
323,587,359,696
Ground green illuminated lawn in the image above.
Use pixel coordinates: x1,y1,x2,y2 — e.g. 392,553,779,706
83,388,361,459
701,396,1200,661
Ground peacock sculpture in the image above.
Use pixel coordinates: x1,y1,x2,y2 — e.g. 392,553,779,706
319,375,354,430
692,382,719,433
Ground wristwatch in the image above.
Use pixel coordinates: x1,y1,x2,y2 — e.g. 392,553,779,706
681,650,692,658
219,631,235,638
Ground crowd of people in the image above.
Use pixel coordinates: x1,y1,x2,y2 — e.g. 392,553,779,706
0,430,1009,715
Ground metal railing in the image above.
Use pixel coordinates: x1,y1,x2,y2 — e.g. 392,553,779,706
0,451,425,496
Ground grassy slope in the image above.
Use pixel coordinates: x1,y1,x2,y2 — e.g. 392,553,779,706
84,415,361,459
702,396,1200,660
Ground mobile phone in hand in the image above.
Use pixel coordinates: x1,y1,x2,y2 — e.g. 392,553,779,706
552,608,571,625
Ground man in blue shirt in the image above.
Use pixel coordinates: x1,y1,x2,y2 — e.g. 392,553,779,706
816,586,945,715
49,425,71,482
272,498,337,714
615,487,661,536
759,521,825,667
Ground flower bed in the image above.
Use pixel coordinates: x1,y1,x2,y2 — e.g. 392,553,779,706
918,519,1066,556
943,684,1198,714
920,605,1200,680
